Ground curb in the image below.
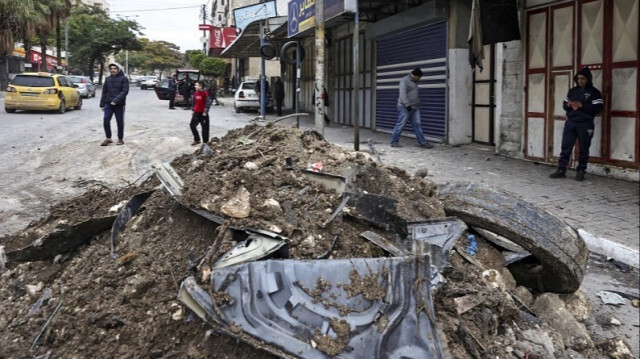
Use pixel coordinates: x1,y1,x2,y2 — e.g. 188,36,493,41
578,229,640,269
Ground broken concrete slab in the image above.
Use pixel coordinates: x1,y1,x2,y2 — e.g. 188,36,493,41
532,293,594,351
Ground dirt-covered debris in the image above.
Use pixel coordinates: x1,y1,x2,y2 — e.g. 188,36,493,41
0,123,623,358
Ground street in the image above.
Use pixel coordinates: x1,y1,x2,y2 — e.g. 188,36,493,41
0,86,252,236
1,86,638,356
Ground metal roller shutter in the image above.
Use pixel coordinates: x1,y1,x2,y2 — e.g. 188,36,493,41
376,22,447,140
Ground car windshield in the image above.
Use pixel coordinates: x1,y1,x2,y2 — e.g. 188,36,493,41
241,82,255,90
11,75,55,87
178,72,199,81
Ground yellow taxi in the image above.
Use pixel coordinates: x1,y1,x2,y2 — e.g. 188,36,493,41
5,72,83,114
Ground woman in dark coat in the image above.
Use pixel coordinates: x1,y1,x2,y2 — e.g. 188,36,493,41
273,76,285,116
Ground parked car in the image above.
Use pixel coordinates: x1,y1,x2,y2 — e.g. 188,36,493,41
234,81,273,113
154,69,201,105
140,78,159,90
135,75,158,87
67,75,96,98
4,72,82,114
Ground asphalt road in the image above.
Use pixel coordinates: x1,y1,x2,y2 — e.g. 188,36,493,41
0,86,638,355
0,85,251,236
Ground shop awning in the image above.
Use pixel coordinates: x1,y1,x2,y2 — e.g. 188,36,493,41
220,16,288,58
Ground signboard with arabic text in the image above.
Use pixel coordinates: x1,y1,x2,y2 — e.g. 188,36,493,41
288,0,356,37
233,1,277,33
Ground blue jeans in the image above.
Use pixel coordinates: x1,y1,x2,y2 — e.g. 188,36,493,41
390,105,426,145
103,105,125,140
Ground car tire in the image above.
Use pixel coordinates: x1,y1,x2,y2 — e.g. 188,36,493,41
92,91,96,98
75,97,83,110
235,105,242,113
438,181,588,293
5,108,16,113
141,85,146,90
57,99,66,114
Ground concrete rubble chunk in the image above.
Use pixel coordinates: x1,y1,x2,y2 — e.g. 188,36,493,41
532,293,594,351
220,186,251,218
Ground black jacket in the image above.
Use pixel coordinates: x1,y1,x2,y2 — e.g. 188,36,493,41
563,67,603,123
100,65,129,107
273,80,284,100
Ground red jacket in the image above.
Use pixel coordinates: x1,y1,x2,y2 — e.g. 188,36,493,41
192,90,211,114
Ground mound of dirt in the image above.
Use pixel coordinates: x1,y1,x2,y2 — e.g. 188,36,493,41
0,124,619,358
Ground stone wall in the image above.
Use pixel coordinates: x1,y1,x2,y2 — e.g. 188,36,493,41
496,40,525,157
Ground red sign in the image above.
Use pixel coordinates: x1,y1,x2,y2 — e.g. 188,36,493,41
209,27,237,49
29,51,58,70
199,24,212,31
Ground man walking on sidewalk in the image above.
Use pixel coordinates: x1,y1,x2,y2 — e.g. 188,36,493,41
550,67,603,181
390,68,432,148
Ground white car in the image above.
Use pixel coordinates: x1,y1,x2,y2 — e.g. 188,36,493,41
67,75,96,98
140,78,159,90
234,81,272,113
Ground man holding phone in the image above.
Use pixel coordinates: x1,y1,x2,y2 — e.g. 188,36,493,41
549,67,603,181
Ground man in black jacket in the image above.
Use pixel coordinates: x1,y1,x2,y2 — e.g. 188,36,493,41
99,62,129,146
550,67,603,181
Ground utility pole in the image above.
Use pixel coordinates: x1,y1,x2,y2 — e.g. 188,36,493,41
352,7,360,151
201,4,208,53
65,19,69,75
315,0,326,134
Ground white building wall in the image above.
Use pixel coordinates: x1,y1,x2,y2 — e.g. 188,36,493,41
496,40,525,157
447,49,473,145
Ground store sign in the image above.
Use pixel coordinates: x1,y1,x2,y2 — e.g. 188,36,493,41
233,1,277,33
210,27,237,49
288,0,356,37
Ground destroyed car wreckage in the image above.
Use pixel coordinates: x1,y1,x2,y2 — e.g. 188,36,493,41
2,124,603,358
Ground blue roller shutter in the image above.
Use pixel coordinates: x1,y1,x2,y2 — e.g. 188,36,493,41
376,22,447,140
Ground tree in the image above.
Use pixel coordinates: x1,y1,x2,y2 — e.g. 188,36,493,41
34,0,72,72
0,0,50,87
66,4,141,83
140,40,183,79
188,51,226,78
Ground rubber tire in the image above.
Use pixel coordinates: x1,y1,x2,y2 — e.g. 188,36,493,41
57,99,66,114
235,104,242,113
260,42,277,60
438,181,588,293
92,90,96,98
5,108,16,113
280,41,305,65
141,85,146,90
75,97,83,110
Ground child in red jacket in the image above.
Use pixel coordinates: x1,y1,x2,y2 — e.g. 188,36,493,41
189,81,211,146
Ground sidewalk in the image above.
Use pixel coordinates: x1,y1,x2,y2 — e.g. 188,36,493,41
268,112,639,267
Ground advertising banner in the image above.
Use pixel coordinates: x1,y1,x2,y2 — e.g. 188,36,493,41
233,0,277,33
210,27,238,49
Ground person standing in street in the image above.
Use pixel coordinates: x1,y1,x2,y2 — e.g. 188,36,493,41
99,62,129,146
189,81,212,146
390,68,432,148
549,67,603,181
168,74,177,110
273,76,285,116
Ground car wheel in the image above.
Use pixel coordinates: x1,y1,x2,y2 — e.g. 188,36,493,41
92,91,96,98
235,104,242,113
57,99,66,114
141,85,146,90
5,108,16,113
75,97,83,110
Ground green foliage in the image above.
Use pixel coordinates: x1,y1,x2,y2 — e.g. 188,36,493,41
66,4,141,80
187,51,226,77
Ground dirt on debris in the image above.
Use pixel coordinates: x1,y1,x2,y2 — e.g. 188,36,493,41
0,123,630,358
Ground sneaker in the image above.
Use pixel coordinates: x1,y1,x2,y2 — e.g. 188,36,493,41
390,142,401,148
420,142,434,149
116,140,124,145
549,170,566,179
575,170,586,181
191,141,201,146
100,139,112,146
169,107,176,110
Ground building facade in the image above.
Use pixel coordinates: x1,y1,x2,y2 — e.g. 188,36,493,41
218,0,638,180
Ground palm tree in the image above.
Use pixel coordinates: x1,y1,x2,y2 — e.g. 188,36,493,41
0,0,47,86
34,0,71,72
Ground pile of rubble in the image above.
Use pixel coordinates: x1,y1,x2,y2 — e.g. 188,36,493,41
0,123,635,358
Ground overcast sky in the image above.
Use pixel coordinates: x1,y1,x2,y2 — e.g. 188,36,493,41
108,0,209,53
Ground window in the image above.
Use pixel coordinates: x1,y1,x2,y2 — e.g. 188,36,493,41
10,75,55,87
